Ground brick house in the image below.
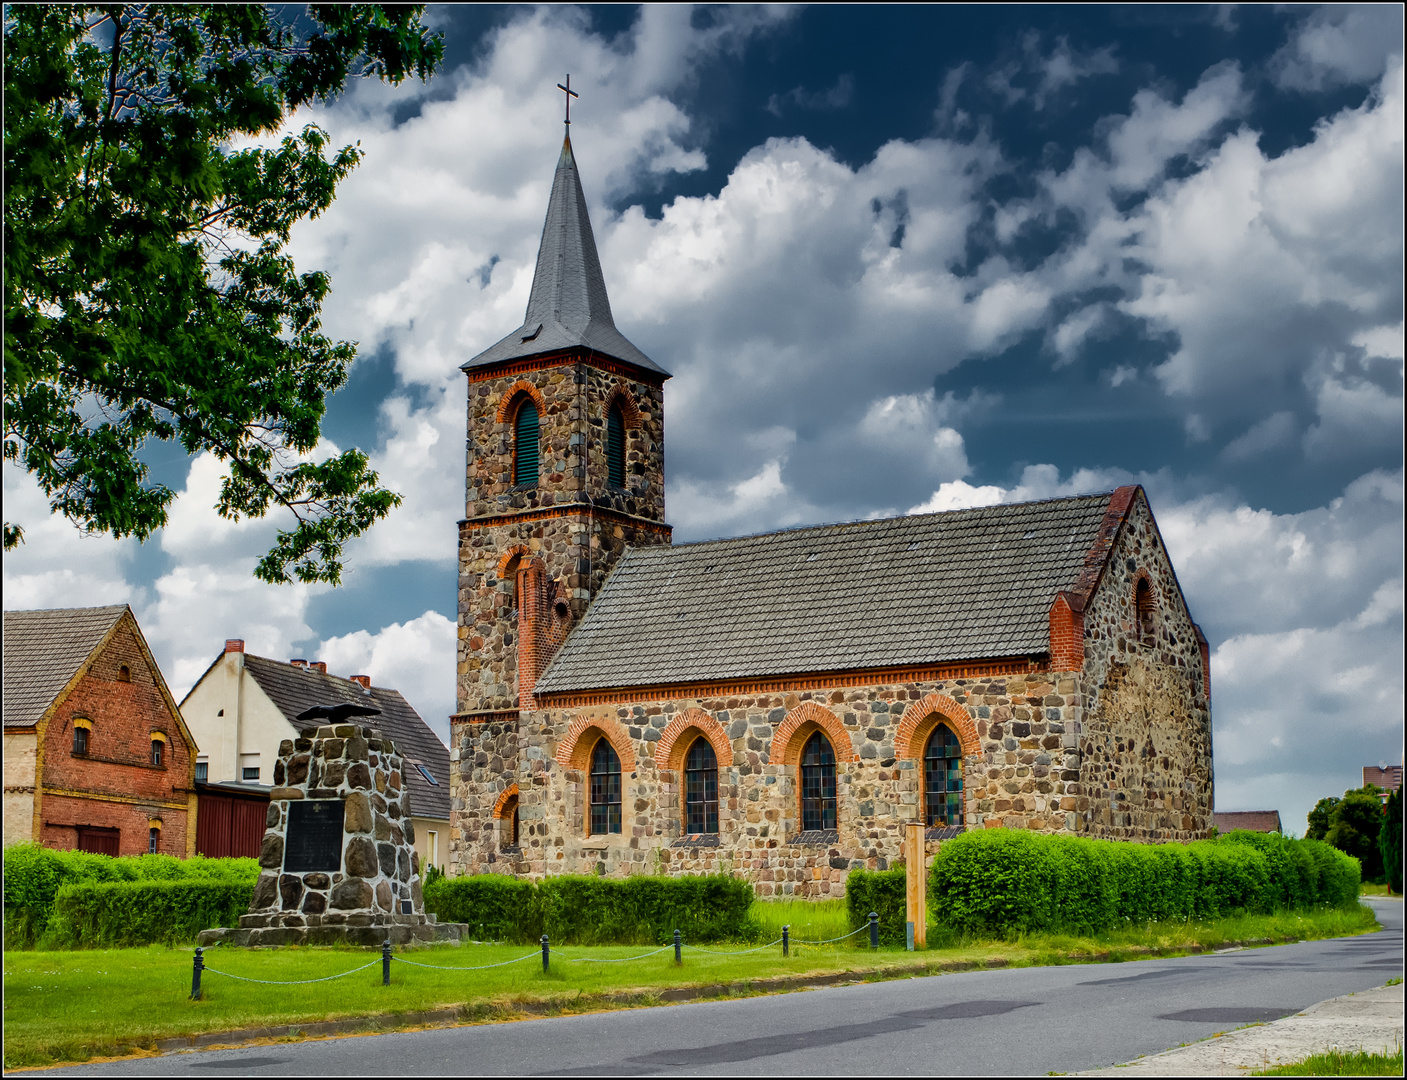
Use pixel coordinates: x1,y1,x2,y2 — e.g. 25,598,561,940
1215,810,1282,834
1363,765,1402,805
448,133,1214,894
3,605,199,856
179,643,451,871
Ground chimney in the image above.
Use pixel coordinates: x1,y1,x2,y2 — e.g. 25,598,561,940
309,661,327,674
290,659,307,668
350,675,371,690
224,639,244,653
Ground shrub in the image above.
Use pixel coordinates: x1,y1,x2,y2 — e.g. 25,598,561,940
911,829,1360,938
46,880,253,949
423,873,756,945
844,867,905,946
3,845,258,948
1381,788,1403,894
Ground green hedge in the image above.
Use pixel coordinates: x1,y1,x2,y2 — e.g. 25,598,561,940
423,873,757,945
3,844,259,948
918,830,1360,937
46,880,253,949
844,868,906,946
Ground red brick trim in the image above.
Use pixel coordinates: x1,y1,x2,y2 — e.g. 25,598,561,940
1064,486,1140,614
450,710,519,725
604,384,644,429
1048,592,1085,673
466,350,667,387
460,506,673,535
492,784,519,819
893,693,979,759
494,380,548,424
496,545,535,579
555,716,638,773
773,702,858,767
535,656,1038,709
655,708,734,773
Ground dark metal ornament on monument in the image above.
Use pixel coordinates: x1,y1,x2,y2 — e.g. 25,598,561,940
283,800,345,872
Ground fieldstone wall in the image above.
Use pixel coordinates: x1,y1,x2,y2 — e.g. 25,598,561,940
1077,491,1213,840
201,723,462,946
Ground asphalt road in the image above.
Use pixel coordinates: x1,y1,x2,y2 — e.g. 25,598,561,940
55,899,1403,1076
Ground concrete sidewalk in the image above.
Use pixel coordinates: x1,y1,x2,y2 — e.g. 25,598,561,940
1077,980,1403,1075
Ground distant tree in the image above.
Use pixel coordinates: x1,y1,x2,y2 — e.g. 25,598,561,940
1327,787,1385,883
4,5,443,584
1380,787,1402,895
1306,796,1340,841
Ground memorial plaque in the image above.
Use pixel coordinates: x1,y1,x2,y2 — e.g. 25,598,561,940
284,800,345,872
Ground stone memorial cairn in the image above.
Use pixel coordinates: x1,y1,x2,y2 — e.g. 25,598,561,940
199,710,466,946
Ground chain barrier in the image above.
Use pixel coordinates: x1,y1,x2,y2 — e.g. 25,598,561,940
199,957,381,986
391,951,540,972
681,937,784,955
568,945,674,963
787,925,869,945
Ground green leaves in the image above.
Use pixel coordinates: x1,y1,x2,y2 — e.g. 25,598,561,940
3,5,442,584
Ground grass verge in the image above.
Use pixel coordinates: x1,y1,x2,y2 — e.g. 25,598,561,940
2,904,1379,1070
1359,882,1401,897
1253,1046,1404,1075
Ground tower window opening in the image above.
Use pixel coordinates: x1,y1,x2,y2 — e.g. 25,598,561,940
514,399,540,486
1136,576,1156,640
606,403,626,488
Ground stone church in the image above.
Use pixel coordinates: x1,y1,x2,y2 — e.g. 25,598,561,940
447,130,1213,896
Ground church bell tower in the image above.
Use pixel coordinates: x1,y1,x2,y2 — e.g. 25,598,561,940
454,115,670,719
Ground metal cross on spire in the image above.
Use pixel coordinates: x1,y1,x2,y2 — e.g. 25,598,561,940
557,74,579,126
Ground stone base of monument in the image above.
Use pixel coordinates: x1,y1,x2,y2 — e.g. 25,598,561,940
198,719,468,948
197,913,468,948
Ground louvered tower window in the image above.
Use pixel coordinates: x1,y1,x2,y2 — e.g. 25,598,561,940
514,400,540,486
606,403,626,488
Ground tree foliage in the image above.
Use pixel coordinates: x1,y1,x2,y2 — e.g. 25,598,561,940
1306,796,1340,841
1309,784,1387,884
3,4,443,583
1380,787,1402,895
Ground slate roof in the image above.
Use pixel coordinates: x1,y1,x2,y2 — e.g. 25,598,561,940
463,135,667,377
241,655,450,821
536,493,1116,694
3,606,128,728
1215,810,1283,834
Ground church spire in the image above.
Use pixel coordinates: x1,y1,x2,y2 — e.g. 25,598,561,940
462,85,666,377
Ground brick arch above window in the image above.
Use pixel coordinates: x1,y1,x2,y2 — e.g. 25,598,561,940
655,708,733,773
1132,568,1160,611
604,383,643,429
496,544,539,580
494,380,548,424
493,784,519,819
555,716,637,773
772,702,857,767
894,693,980,760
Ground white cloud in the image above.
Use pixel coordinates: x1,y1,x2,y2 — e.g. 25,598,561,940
317,611,458,741
1221,410,1298,462
1273,5,1405,92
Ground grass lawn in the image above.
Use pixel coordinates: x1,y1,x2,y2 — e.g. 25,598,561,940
2,903,1380,1070
1359,882,1401,897
1253,1046,1405,1075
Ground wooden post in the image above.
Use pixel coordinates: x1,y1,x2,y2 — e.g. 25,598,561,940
905,821,927,949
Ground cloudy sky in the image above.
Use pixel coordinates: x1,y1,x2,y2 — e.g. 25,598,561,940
5,5,1402,835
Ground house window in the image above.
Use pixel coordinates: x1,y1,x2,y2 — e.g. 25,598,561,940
148,826,161,854
800,732,837,831
150,734,166,767
195,759,208,782
1136,576,1156,640
73,723,90,756
606,402,626,488
427,830,439,866
240,753,260,782
923,724,964,828
513,399,540,486
684,737,718,834
588,739,622,835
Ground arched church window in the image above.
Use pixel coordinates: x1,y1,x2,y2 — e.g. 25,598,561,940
606,402,626,488
800,732,837,831
1136,576,1156,640
514,399,540,486
589,739,622,835
500,793,519,849
684,737,718,834
923,724,964,828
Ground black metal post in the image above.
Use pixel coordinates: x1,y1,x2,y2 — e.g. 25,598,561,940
673,928,682,965
382,940,391,985
189,946,204,1000
869,911,879,949
541,934,550,973
782,925,789,957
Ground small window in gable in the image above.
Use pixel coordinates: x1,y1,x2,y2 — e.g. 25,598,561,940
1136,576,1156,640
73,720,91,756
606,402,626,488
117,665,131,683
